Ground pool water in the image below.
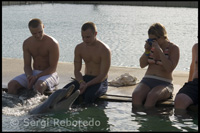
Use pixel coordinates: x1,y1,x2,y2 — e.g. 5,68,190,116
2,3,198,71
2,101,198,131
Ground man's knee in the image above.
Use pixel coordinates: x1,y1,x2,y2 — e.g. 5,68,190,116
7,80,22,94
34,80,48,94
84,90,99,103
174,94,193,109
174,94,186,109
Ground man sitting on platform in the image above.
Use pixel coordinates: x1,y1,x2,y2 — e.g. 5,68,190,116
63,22,111,104
7,18,60,94
174,43,198,110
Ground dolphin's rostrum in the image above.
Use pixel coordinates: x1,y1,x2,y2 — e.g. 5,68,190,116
29,85,80,114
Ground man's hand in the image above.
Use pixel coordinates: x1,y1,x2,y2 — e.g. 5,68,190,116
79,81,87,95
27,75,38,89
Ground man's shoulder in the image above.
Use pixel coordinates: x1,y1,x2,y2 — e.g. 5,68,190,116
23,36,33,45
76,42,84,48
192,43,198,53
193,43,198,48
74,43,84,53
45,35,59,45
98,40,110,51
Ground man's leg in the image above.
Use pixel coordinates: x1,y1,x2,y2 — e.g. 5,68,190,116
7,74,28,94
34,80,48,94
7,80,24,94
34,72,59,94
174,93,193,109
83,80,108,103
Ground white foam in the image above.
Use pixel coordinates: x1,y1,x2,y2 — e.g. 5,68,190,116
2,91,48,116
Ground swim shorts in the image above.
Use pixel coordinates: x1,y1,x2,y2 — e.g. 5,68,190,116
177,78,198,105
140,75,174,94
63,75,108,104
12,70,59,91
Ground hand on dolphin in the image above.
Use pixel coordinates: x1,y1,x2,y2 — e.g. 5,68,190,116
79,82,87,95
29,85,80,114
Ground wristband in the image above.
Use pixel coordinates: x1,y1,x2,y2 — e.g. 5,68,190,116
145,51,150,56
79,80,84,84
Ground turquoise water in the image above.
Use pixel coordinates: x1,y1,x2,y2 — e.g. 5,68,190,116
2,101,198,131
2,3,198,131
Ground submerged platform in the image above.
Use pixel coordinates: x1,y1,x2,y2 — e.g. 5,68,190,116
100,84,180,106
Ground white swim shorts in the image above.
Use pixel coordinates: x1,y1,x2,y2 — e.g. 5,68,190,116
12,70,59,91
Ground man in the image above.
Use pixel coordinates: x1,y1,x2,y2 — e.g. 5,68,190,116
63,22,111,104
7,18,59,94
174,43,198,110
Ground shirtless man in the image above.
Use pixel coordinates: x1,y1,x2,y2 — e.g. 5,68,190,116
174,43,198,110
63,22,111,104
132,23,180,108
7,18,59,94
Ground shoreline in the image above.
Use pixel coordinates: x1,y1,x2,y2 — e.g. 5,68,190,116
2,57,189,89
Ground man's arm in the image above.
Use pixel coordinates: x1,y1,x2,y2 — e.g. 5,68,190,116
188,44,197,81
23,41,35,89
23,41,33,77
74,44,84,82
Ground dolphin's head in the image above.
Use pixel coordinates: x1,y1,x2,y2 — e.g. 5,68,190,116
30,85,80,114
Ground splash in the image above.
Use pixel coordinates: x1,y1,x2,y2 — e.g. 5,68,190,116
2,90,48,116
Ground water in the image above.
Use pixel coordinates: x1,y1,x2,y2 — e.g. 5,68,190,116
2,101,198,131
2,3,198,131
2,3,198,71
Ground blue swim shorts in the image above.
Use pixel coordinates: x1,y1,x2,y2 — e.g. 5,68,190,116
177,78,198,105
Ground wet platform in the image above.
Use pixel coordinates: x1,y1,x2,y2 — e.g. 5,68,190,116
2,58,197,111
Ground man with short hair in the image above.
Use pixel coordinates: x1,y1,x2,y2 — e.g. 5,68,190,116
63,22,111,104
8,18,60,94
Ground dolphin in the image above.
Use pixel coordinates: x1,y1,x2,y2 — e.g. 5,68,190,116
29,85,80,114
